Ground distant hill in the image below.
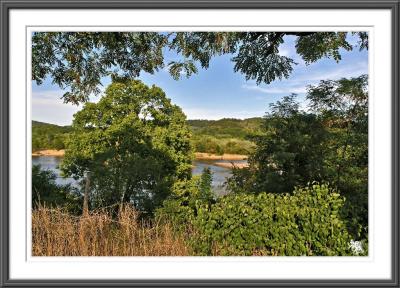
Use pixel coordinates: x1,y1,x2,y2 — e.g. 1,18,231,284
32,121,72,151
33,118,263,139
187,118,263,139
33,120,71,130
32,118,263,154
187,118,262,155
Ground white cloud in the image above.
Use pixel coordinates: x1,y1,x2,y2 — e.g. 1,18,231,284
241,59,368,97
32,90,82,125
297,67,368,82
296,64,368,82
32,89,64,100
32,89,265,124
241,84,307,95
33,88,102,103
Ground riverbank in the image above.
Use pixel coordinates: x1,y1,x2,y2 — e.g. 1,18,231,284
213,161,249,169
32,150,249,161
194,152,248,161
32,149,65,157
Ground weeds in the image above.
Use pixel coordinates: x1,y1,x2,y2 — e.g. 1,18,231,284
32,205,190,256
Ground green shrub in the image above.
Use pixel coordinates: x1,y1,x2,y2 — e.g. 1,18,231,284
32,164,82,214
157,168,216,234
190,183,351,256
157,177,200,230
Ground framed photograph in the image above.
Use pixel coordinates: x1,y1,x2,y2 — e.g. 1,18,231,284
1,0,399,287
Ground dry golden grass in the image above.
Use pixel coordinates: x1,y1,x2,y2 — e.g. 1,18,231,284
32,205,191,256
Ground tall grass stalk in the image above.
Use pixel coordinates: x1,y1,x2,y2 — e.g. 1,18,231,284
32,205,190,256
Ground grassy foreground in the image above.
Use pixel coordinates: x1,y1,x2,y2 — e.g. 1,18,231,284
32,205,190,256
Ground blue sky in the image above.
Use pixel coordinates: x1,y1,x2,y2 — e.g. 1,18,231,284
32,35,368,126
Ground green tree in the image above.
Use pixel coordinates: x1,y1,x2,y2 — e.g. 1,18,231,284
198,167,214,203
307,75,368,238
32,32,367,104
227,75,368,240
307,75,368,191
61,79,193,215
231,94,328,194
157,168,215,233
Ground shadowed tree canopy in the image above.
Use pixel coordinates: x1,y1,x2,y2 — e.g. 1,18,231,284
228,74,368,195
32,32,368,104
226,75,368,239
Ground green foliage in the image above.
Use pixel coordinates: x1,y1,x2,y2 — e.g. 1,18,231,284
232,33,296,84
234,94,328,193
198,168,214,203
33,118,260,155
225,166,257,195
161,182,352,256
228,75,368,240
190,184,351,256
189,118,261,155
295,32,352,64
61,79,193,214
307,75,368,239
157,168,216,232
32,164,82,213
32,121,72,151
32,32,367,104
192,136,255,155
32,32,167,104
168,60,198,80
188,118,263,138
157,177,200,230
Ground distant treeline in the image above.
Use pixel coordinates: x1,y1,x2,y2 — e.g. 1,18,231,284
32,77,368,256
32,121,72,151
188,118,261,155
32,118,261,155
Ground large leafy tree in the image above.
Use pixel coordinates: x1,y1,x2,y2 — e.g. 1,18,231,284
61,79,193,214
227,75,368,239
307,75,368,238
32,32,367,104
229,94,328,194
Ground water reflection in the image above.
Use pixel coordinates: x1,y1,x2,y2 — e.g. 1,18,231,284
32,156,246,196
32,156,76,186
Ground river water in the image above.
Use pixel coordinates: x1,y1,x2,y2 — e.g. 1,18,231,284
32,156,247,196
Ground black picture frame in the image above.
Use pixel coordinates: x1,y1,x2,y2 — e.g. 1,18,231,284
0,0,399,287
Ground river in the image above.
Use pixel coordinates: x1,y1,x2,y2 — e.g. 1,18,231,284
32,156,247,196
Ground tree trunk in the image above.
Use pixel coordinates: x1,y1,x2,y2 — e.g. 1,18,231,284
83,172,90,216
119,180,127,215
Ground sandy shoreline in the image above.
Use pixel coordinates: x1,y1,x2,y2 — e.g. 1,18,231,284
32,149,65,157
194,152,248,161
32,150,249,161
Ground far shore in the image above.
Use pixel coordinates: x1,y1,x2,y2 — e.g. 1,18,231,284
32,149,65,157
32,150,249,162
194,152,248,161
